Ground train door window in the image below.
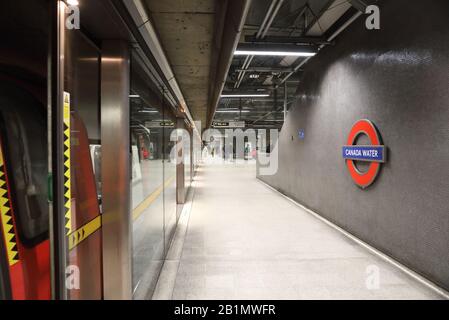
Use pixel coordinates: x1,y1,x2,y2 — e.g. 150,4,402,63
0,84,48,245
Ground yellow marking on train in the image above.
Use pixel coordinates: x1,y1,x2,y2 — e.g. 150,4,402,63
0,146,19,266
132,175,176,221
63,92,72,235
68,215,102,251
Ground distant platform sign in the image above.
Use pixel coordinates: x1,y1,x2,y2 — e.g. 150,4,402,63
213,121,245,128
145,121,174,128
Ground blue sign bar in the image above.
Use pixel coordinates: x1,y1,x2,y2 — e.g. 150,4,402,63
342,145,385,162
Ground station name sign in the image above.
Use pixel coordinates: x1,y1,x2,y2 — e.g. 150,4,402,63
342,145,385,163
343,119,387,189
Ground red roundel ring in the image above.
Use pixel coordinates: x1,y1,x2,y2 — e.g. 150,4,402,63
345,120,382,188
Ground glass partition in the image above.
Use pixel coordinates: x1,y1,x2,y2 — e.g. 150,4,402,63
130,51,176,298
163,123,177,253
184,128,192,190
60,4,102,300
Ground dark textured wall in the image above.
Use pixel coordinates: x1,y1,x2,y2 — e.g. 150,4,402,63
259,0,449,290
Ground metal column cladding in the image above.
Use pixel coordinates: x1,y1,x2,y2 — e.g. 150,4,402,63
100,40,132,300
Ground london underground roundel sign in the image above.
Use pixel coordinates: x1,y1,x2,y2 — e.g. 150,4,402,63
342,120,386,189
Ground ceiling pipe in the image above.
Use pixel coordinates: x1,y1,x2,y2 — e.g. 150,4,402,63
235,0,284,89
234,0,277,85
260,0,284,39
276,10,363,88
251,100,294,124
256,0,277,38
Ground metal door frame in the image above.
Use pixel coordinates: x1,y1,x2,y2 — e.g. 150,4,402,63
49,0,68,300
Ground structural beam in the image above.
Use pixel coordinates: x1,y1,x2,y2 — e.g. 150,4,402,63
206,0,252,129
245,35,331,46
236,66,295,73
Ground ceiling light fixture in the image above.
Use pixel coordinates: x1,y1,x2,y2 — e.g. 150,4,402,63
234,43,317,57
215,110,250,113
129,95,140,98
220,94,270,98
138,110,158,113
234,50,316,57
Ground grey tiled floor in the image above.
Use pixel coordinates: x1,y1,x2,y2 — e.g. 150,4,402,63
163,162,445,300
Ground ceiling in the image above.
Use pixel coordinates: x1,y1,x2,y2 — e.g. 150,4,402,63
136,0,372,130
214,0,361,129
143,0,216,127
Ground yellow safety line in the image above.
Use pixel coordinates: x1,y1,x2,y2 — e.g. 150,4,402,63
68,174,176,248
0,146,19,266
132,175,176,221
68,215,102,251
63,92,72,235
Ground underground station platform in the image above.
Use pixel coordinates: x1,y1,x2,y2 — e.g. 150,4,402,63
0,0,448,316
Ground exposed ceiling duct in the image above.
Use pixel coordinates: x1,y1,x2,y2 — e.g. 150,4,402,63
234,0,285,89
214,0,375,128
277,1,365,87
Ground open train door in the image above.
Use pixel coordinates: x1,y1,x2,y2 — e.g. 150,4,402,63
0,0,52,300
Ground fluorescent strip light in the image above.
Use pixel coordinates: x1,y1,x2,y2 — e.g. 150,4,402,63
235,50,316,57
129,95,140,98
138,110,158,113
215,110,250,113
221,94,270,98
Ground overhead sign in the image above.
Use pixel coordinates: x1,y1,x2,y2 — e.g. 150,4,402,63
145,121,174,128
343,119,387,189
212,121,245,128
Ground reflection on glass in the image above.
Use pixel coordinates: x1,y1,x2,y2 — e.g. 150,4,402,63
164,125,177,253
130,50,195,298
130,96,164,299
184,129,192,189
63,24,102,300
130,51,182,298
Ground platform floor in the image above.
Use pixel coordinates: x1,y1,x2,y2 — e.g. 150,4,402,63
154,161,445,300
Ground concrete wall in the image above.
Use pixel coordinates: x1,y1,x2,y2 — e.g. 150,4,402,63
258,0,449,290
